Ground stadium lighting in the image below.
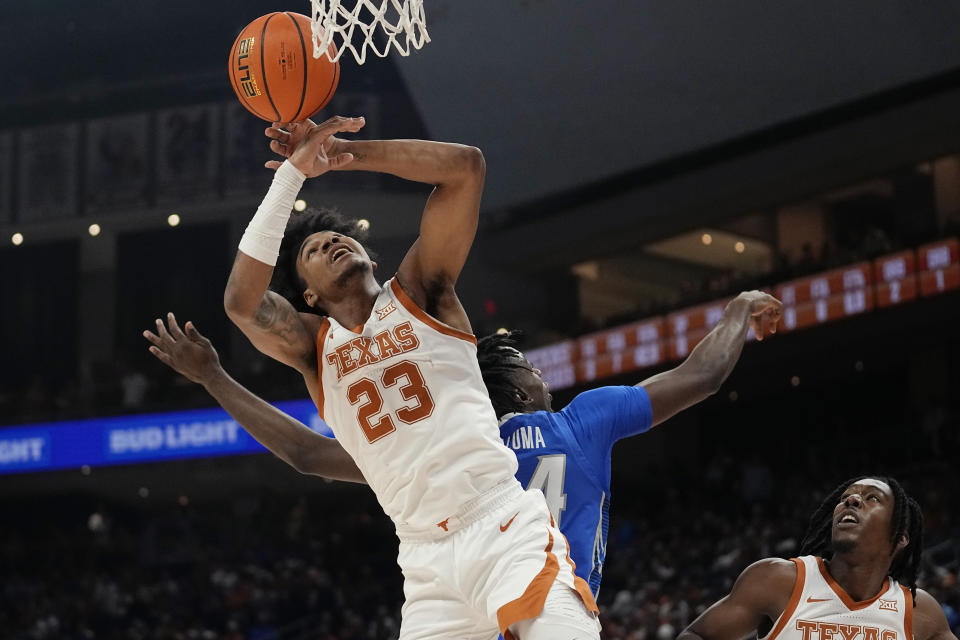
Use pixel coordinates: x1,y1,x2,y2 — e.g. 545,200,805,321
701,233,712,246
167,213,181,227
734,241,745,253
88,223,101,237
294,199,307,212
11,232,23,246
358,218,370,231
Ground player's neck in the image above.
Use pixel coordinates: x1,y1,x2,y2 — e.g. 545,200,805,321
823,554,890,602
325,278,382,328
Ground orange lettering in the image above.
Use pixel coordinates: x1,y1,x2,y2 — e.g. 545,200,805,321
880,631,895,640
820,622,839,640
797,620,818,640
838,624,862,640
347,377,395,443
374,329,402,359
335,343,359,376
383,360,435,424
393,321,419,351
863,626,879,640
326,352,346,379
352,337,381,367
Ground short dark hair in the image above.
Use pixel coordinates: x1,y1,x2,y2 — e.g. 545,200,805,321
477,331,528,418
269,207,372,315
799,475,924,604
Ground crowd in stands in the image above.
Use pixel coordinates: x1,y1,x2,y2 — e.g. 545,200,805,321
3,447,958,640
600,215,960,333
0,350,306,428
4,216,958,428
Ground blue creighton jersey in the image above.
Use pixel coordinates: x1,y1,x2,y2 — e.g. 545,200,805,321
499,386,653,597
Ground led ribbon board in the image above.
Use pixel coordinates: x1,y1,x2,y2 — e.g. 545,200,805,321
528,239,960,391
0,399,332,475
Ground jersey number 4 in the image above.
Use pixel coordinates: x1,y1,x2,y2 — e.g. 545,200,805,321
527,454,568,526
347,360,435,443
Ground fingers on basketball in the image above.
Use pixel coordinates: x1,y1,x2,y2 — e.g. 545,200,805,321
265,125,289,143
269,139,289,157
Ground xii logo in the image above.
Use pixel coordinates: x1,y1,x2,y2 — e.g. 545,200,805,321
376,301,398,320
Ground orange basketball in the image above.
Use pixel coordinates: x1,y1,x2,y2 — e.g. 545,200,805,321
228,12,339,122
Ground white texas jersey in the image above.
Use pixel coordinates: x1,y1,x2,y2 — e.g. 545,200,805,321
315,278,519,537
762,556,914,640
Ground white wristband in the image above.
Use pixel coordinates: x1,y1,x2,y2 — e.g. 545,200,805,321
238,161,307,266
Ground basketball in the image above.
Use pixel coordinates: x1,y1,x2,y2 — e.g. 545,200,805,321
228,12,339,122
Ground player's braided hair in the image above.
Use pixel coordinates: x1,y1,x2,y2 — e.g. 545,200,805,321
270,207,373,315
477,330,528,418
799,475,924,604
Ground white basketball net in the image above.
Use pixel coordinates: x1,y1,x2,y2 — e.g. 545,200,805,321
310,0,430,65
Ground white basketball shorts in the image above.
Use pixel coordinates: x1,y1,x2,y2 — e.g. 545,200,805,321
395,482,599,639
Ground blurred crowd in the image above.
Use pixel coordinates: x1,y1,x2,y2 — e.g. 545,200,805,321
599,218,960,333
2,455,957,640
0,351,305,428
5,219,958,428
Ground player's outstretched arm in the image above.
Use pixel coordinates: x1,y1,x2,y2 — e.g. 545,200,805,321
364,138,485,318
914,589,958,640
225,116,365,372
267,118,485,332
144,313,365,483
679,558,796,640
640,290,782,427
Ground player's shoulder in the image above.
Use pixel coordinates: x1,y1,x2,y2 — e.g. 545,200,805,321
300,312,328,334
912,588,954,640
564,385,648,412
741,557,798,578
733,557,799,595
725,558,804,628
500,409,556,430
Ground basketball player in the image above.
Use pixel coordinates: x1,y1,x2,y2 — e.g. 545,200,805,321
677,476,956,640
476,288,781,598
146,287,781,600
220,114,598,639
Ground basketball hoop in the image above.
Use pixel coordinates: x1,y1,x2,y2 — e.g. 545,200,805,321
310,0,429,65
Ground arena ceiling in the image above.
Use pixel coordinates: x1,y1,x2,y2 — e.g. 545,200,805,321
4,1,960,215
395,0,960,210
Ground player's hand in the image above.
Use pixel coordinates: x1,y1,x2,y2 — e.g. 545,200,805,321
264,115,365,177
143,312,223,386
735,290,783,341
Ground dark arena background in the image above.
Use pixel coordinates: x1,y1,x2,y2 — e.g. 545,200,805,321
2,1,960,638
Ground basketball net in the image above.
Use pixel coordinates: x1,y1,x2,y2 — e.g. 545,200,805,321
310,0,430,64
